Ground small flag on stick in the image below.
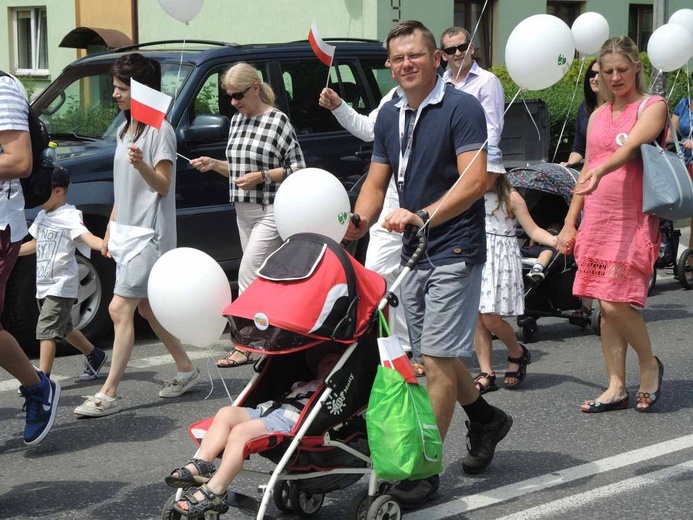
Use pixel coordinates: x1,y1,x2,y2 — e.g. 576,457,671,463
131,79,172,130
308,20,336,67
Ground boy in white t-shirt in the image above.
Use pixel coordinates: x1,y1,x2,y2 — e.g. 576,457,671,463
19,167,107,381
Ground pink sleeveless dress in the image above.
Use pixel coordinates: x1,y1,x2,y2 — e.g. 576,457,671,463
573,96,664,307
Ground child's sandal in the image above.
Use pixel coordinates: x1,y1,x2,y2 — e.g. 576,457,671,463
474,372,498,394
504,344,531,389
173,484,229,518
165,458,216,489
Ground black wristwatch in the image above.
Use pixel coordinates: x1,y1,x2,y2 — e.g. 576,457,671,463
415,209,430,225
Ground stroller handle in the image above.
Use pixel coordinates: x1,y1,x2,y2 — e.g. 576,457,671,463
378,225,428,311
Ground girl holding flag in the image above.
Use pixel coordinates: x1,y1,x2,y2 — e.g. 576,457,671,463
75,53,199,417
190,62,305,369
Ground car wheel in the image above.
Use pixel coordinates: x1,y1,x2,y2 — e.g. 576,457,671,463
72,252,115,344
1,256,41,355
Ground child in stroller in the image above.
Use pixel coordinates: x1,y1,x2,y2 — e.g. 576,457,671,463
165,348,343,518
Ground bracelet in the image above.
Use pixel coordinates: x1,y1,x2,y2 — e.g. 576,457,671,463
283,165,291,180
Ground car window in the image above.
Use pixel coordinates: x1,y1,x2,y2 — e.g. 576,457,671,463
359,58,398,103
191,64,267,121
35,62,193,140
327,63,369,115
278,60,344,135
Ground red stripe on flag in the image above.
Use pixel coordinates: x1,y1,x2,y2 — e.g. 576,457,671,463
383,357,419,384
131,99,166,130
309,31,333,67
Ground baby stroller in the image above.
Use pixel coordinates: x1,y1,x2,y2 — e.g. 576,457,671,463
507,163,598,341
162,233,406,520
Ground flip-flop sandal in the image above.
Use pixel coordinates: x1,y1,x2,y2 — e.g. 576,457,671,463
215,349,253,368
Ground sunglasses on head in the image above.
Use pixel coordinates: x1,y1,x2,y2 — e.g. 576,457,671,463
442,42,470,55
587,70,600,79
229,85,252,101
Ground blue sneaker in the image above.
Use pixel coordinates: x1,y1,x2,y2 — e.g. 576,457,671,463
19,371,61,446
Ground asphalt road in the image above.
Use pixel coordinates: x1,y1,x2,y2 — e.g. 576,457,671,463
0,233,691,520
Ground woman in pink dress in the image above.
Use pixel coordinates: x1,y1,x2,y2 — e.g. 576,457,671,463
557,37,666,413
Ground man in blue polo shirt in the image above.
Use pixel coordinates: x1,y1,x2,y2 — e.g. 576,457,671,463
345,20,513,508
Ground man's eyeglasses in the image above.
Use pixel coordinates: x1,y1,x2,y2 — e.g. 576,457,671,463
389,52,429,66
587,70,600,79
229,85,252,101
442,42,470,55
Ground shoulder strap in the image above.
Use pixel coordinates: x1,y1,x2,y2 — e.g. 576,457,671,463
637,96,682,156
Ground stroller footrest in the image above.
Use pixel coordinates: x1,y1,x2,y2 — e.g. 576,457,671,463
227,491,278,519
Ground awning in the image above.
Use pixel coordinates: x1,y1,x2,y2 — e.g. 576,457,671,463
59,27,132,50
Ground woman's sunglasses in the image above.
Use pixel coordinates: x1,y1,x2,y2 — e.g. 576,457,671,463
442,42,470,55
587,70,600,79
229,85,252,101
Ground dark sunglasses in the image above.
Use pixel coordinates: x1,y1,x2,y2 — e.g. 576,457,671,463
229,85,252,101
442,42,470,55
587,70,600,79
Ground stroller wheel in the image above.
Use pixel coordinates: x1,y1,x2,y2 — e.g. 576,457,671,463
591,302,602,336
520,321,537,343
648,267,657,295
289,484,324,516
367,494,402,520
272,481,294,513
347,489,370,520
161,493,183,520
677,249,693,290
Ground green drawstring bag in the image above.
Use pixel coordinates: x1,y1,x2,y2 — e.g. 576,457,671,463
366,311,443,481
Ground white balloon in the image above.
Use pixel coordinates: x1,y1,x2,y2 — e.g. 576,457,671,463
669,9,693,43
157,0,204,23
148,248,231,347
647,23,693,72
274,168,351,243
571,12,610,55
505,15,575,90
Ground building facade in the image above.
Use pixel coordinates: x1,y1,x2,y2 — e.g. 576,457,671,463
1,0,690,94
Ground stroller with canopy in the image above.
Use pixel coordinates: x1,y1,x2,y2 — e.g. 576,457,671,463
507,163,598,341
162,233,407,520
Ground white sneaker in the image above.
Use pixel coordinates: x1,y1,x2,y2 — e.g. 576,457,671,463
159,368,201,398
74,393,121,417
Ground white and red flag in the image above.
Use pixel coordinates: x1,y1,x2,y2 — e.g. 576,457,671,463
378,336,418,384
130,79,172,130
308,20,336,67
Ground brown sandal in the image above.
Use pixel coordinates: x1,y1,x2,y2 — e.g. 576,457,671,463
474,372,499,394
411,361,426,377
215,348,253,368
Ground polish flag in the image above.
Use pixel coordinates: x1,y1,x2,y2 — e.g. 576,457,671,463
378,336,418,384
308,20,336,67
130,79,172,130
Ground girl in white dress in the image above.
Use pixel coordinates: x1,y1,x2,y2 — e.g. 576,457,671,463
474,170,557,393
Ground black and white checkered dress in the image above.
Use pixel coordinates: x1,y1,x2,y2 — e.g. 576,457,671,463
226,108,305,205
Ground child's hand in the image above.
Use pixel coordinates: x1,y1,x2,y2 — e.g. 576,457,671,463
101,238,112,259
557,225,577,254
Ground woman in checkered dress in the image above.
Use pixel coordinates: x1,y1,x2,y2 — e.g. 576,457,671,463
190,62,305,368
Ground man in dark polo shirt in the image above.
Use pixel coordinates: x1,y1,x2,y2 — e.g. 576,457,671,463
345,20,513,508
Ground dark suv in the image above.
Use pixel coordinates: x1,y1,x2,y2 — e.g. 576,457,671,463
4,39,549,351
4,39,397,349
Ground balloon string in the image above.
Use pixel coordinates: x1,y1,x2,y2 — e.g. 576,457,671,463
667,68,681,101
519,90,542,143
454,0,489,84
552,56,585,163
648,68,663,94
687,64,692,141
426,88,524,229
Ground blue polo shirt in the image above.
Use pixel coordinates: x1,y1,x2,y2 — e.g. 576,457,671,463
371,79,487,268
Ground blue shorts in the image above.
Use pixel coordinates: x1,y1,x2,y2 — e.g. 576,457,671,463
246,405,296,434
400,261,483,358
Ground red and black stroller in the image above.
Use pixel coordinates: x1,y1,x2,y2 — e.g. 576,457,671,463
162,233,409,519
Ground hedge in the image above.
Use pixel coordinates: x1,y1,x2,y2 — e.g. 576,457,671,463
491,53,692,163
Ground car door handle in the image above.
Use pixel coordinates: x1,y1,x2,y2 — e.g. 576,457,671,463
354,146,373,159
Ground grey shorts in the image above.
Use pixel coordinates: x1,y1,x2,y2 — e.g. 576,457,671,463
115,242,159,299
36,295,75,340
400,261,483,358
246,405,296,434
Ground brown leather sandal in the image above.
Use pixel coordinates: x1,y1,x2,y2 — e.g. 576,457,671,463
474,372,499,394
